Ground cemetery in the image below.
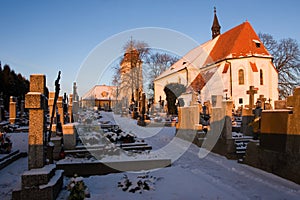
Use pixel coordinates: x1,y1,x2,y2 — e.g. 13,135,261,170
0,70,299,199
0,4,300,199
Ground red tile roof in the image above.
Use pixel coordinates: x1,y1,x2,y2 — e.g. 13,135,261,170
205,21,271,65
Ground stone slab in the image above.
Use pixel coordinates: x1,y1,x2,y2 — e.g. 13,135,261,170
261,110,291,134
57,159,171,176
22,164,56,188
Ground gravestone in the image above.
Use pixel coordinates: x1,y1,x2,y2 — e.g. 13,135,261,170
25,74,47,169
274,100,287,109
68,94,73,123
12,74,64,200
48,92,57,133
20,99,25,122
242,86,257,136
137,93,146,126
257,94,267,110
0,92,4,121
246,86,257,110
176,106,199,130
9,96,17,124
63,93,68,122
243,87,300,184
72,82,79,122
57,96,64,126
210,100,236,159
62,122,78,150
211,95,223,108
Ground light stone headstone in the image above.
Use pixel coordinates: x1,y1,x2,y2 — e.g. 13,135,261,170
25,74,47,170
9,96,17,124
177,106,199,130
211,95,223,108
274,100,287,109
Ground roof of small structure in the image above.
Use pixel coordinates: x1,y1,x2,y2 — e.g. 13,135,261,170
82,85,118,100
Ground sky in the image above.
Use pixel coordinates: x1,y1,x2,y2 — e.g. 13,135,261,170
1,0,300,96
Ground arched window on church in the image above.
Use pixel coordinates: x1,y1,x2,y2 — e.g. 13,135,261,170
260,69,263,85
238,69,244,85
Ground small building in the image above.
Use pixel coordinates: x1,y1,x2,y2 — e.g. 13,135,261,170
81,85,119,110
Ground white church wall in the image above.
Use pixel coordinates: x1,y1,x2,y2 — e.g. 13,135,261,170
228,57,278,107
154,70,188,103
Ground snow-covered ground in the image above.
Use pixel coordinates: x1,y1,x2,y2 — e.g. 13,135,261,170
1,112,300,199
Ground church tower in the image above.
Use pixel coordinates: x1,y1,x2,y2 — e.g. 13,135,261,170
211,7,221,39
119,44,143,105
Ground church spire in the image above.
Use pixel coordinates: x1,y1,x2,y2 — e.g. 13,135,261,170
211,7,221,39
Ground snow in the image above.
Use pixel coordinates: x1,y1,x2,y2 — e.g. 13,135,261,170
1,113,300,199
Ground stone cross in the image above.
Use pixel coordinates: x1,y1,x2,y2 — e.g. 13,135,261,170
25,74,47,170
246,86,258,110
9,96,17,124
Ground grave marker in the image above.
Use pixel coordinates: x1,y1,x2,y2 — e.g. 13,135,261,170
9,96,17,124
72,82,79,122
25,74,47,169
246,86,258,110
20,99,25,121
274,100,287,109
13,75,64,200
57,96,64,126
0,92,4,121
68,94,73,123
257,94,267,110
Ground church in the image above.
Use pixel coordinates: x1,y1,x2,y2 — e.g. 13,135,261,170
154,8,278,108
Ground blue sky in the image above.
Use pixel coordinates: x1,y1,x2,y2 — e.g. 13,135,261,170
1,0,300,96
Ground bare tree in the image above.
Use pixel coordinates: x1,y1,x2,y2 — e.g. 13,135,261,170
113,39,179,101
145,52,179,97
259,33,300,98
122,39,150,61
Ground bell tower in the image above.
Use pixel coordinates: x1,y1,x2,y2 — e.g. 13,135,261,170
211,7,221,39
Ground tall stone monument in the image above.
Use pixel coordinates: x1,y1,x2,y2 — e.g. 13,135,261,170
12,74,64,200
25,74,47,169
